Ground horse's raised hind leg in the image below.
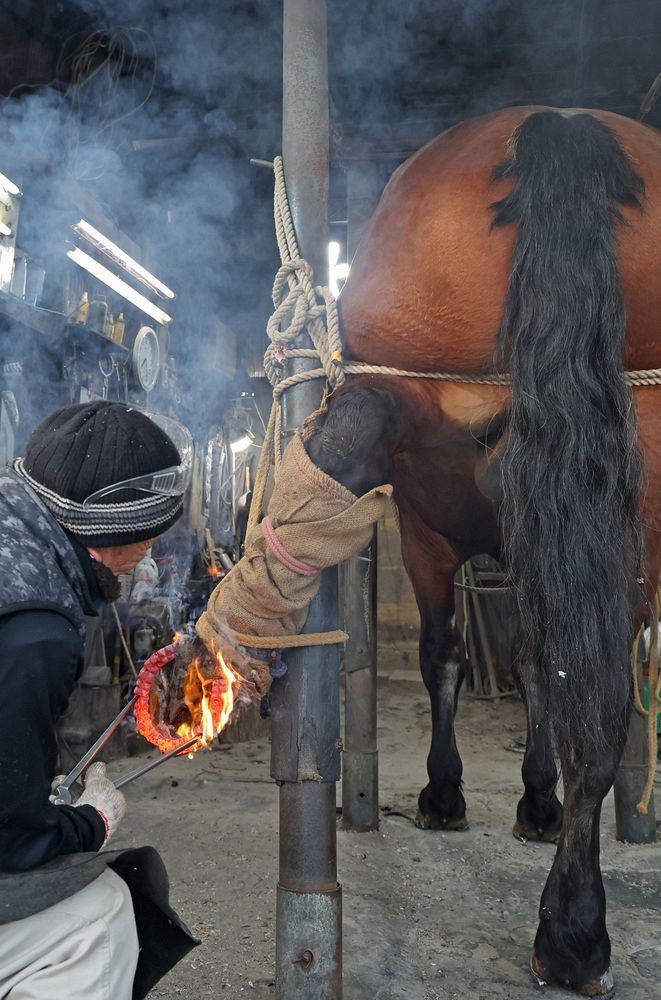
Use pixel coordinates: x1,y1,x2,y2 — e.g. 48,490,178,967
530,720,626,997
398,505,467,830
512,660,563,843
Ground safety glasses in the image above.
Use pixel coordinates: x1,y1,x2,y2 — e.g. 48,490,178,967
82,412,193,506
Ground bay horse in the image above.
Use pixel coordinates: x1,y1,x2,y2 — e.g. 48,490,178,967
305,107,661,996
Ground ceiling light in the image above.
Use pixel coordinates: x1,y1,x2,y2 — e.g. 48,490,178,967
0,173,20,197
67,247,172,325
73,219,175,300
0,222,11,237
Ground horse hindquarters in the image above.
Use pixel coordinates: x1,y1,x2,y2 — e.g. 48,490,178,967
493,111,645,993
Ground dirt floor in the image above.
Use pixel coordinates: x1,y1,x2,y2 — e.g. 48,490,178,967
108,680,661,1000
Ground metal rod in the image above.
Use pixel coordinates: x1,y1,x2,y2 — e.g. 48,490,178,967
273,2,341,997
114,737,199,788
465,562,500,697
342,541,379,831
59,696,137,791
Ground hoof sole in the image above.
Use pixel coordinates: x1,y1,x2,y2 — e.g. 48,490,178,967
415,810,469,831
513,820,561,845
531,955,615,997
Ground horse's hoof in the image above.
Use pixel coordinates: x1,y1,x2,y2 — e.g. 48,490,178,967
530,954,615,997
415,809,469,831
513,819,561,845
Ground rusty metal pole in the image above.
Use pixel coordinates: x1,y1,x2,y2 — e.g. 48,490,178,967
613,707,656,843
341,161,382,832
271,2,341,997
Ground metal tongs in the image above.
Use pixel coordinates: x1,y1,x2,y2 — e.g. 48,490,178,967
53,697,199,805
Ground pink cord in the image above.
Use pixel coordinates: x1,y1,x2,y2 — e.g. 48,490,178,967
262,517,320,577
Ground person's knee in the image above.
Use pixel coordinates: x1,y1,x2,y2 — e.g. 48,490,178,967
97,869,139,966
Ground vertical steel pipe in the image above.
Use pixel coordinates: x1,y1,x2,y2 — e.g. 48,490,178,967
340,161,383,833
272,2,341,997
341,544,379,831
613,707,657,843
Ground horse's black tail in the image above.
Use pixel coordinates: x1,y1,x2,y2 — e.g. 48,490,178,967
491,110,645,752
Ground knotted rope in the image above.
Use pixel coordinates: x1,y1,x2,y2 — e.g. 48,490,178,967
632,589,661,814
249,155,346,531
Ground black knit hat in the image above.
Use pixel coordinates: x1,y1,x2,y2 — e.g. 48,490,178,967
14,401,185,547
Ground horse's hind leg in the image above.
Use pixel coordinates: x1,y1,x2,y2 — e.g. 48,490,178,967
512,660,563,843
531,721,624,996
399,505,467,830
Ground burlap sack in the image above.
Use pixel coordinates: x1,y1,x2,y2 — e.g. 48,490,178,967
196,433,392,693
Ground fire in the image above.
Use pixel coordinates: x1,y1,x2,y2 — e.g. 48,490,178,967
176,650,238,748
134,644,240,755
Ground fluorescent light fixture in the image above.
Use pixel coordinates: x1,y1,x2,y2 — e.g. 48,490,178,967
67,247,172,325
0,222,11,237
328,241,349,298
0,172,20,197
230,435,252,454
73,219,175,300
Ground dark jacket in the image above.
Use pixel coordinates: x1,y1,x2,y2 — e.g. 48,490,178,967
0,469,198,996
0,468,107,872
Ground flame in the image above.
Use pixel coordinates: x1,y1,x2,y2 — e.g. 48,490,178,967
207,564,221,579
176,649,238,749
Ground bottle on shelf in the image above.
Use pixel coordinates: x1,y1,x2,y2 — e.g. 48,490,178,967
112,312,125,345
71,291,89,325
87,297,108,335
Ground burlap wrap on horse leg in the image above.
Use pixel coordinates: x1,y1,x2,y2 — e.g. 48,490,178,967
196,433,392,692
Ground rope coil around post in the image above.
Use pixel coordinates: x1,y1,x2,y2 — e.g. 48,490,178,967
250,156,346,531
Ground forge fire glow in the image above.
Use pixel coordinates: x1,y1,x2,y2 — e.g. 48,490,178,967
134,644,239,755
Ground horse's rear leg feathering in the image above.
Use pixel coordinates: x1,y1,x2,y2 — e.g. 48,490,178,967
492,110,645,995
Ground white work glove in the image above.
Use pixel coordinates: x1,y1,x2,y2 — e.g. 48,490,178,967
75,761,127,846
49,774,67,803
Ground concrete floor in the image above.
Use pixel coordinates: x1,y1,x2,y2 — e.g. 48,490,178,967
108,678,661,1000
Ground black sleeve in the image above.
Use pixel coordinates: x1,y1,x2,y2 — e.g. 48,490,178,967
0,610,106,872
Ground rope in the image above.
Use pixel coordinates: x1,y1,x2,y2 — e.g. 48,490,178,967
632,590,661,814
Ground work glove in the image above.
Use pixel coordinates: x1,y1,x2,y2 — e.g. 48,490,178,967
49,774,67,803
75,761,127,846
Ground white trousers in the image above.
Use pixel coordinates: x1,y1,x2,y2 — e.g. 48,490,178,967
0,869,139,1000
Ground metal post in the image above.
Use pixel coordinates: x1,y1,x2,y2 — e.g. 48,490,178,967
340,161,383,832
613,707,657,843
341,545,379,830
272,3,341,997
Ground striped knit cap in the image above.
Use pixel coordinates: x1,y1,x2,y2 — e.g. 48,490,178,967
14,402,184,547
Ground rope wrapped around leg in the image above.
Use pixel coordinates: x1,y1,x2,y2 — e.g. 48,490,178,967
196,434,392,696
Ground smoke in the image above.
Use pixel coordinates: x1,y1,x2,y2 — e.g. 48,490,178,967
0,1,282,447
1,0,658,441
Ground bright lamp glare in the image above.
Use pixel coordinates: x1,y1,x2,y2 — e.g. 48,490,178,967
67,247,172,325
74,219,175,300
230,435,252,454
328,241,349,298
0,172,20,197
0,222,11,237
